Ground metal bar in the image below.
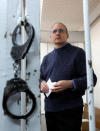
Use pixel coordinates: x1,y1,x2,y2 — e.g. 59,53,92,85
83,0,96,131
21,0,26,131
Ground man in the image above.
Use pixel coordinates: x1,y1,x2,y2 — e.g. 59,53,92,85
40,22,97,131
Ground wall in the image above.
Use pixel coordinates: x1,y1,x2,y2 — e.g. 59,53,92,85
91,17,100,108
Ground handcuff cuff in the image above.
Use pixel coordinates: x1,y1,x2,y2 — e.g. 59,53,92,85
11,21,35,62
2,78,36,119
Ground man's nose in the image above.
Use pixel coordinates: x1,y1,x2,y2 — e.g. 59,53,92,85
56,30,60,34
56,32,59,34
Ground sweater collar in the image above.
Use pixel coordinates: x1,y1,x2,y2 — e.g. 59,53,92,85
54,42,70,52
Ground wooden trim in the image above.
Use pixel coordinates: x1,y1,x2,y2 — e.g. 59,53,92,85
82,104,100,129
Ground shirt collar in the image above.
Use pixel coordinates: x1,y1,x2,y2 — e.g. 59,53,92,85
54,42,68,50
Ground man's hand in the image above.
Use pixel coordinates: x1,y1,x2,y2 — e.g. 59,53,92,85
40,81,49,93
51,80,73,93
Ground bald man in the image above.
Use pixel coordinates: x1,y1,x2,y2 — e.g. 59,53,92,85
40,22,97,131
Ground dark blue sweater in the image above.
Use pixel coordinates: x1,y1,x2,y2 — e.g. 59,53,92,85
40,43,97,112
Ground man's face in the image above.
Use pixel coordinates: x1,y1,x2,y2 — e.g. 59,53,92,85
50,24,69,46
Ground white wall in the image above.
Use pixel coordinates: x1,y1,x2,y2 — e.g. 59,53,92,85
91,17,100,108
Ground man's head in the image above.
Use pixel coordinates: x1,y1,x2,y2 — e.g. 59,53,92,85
50,22,69,48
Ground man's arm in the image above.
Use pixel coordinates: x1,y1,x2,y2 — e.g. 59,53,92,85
40,56,49,93
40,81,49,93
72,48,97,91
51,48,97,93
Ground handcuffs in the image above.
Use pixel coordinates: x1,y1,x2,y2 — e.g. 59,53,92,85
2,21,36,119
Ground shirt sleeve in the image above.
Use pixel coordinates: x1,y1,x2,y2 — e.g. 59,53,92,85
72,48,97,92
40,55,47,82
72,80,77,91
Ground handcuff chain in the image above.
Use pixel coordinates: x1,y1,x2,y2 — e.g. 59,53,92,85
13,62,20,78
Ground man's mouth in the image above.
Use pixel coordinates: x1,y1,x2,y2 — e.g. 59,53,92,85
55,37,61,40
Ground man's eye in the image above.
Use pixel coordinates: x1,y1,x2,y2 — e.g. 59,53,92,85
52,29,57,33
59,29,64,33
52,29,64,33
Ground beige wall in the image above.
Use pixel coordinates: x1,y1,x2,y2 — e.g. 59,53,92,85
91,17,100,108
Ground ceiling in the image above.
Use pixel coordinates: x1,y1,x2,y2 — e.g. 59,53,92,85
40,0,100,43
41,0,100,31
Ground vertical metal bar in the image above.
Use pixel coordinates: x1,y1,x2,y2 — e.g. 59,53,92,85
21,0,26,131
40,0,43,23
83,0,96,131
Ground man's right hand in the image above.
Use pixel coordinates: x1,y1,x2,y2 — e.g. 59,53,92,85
40,81,49,93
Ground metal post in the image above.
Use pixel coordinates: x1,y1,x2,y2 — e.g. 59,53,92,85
21,0,26,131
83,0,96,131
